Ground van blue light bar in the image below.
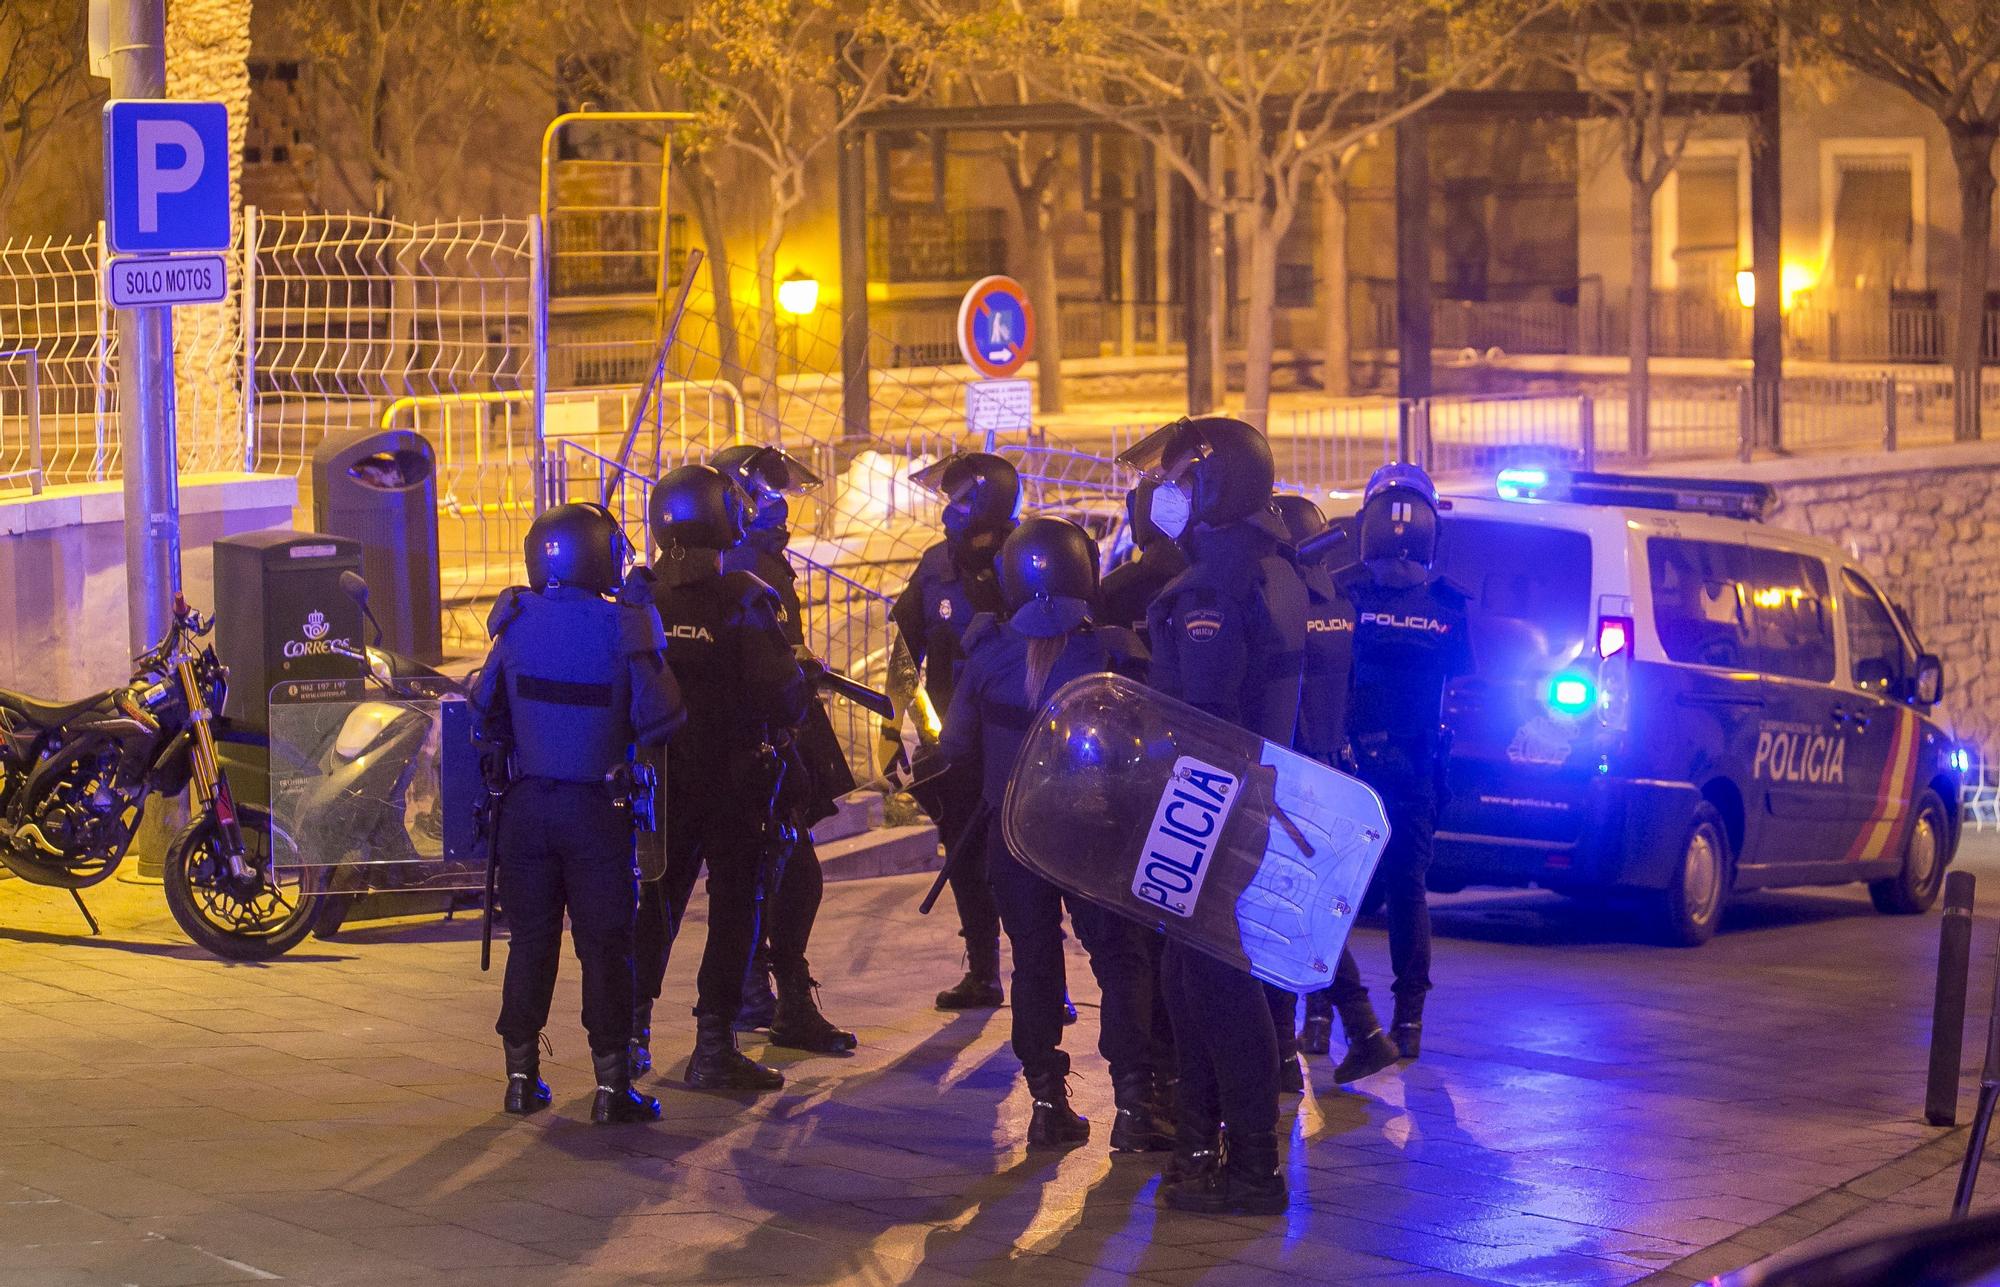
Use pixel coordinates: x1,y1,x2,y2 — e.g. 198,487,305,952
1496,468,1774,521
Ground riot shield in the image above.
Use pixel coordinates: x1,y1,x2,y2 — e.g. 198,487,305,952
1001,672,1390,992
268,677,484,895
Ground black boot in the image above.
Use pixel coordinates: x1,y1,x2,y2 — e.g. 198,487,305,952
1331,992,1401,1085
735,951,777,1033
1108,1071,1174,1153
502,1038,551,1116
1062,991,1078,1025
1161,1091,1219,1185
628,999,654,1078
1391,995,1424,1061
1278,1052,1306,1094
1299,991,1333,1056
684,1014,785,1092
1025,1069,1090,1151
768,965,858,1054
590,1048,660,1124
1164,1129,1287,1215
935,965,1003,1010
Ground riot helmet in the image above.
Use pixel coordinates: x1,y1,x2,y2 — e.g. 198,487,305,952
650,463,750,553
1271,493,1329,548
999,516,1099,637
911,451,1021,544
711,443,821,554
525,502,629,595
1115,416,1274,541
1357,461,1440,586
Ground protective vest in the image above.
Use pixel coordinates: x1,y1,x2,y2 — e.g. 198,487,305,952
471,585,683,782
1294,563,1356,765
890,533,1010,715
940,615,1147,811
1340,570,1472,788
1146,514,1309,747
721,542,805,648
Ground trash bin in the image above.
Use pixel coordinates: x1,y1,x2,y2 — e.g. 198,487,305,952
311,428,443,664
211,531,367,731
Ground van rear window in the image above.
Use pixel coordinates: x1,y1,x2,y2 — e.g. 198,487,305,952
1436,518,1593,672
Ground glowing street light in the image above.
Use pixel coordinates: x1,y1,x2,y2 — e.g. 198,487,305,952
778,269,820,317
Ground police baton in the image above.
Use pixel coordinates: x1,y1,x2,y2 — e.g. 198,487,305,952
812,667,895,721
920,799,991,915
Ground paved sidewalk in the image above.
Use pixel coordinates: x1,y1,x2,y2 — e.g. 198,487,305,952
1,847,1996,1286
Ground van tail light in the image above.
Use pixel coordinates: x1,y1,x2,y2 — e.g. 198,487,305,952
1597,615,1634,660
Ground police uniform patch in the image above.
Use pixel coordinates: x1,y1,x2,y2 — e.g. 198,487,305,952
938,598,954,621
1184,608,1224,642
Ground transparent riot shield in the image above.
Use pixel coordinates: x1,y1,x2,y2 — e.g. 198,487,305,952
1001,672,1391,992
268,677,484,894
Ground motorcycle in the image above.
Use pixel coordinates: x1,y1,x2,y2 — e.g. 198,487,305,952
0,594,316,959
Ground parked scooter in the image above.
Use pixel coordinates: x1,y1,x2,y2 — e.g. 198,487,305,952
0,595,317,959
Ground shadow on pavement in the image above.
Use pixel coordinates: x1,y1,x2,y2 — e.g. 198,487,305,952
1422,887,1881,948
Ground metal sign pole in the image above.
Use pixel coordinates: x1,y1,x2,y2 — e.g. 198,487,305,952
109,0,181,654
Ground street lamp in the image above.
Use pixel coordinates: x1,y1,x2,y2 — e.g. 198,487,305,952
778,269,819,317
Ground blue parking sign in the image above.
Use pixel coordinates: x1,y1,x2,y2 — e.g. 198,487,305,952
104,100,232,255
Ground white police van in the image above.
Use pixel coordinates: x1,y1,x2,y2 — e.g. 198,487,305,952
1422,469,1960,945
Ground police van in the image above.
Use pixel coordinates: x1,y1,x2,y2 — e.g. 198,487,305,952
1418,469,1960,945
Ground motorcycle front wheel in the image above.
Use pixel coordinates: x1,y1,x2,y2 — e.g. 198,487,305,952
163,804,317,961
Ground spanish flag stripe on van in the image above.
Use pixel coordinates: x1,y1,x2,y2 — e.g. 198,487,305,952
1844,709,1918,864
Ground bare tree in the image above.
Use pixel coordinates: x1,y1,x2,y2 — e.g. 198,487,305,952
1541,2,1759,455
663,0,948,400
1783,1,2000,441
0,0,99,233
1019,0,1544,428
280,0,535,219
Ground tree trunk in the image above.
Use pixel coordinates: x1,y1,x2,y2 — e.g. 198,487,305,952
1007,152,1066,415
754,213,783,432
1240,212,1283,431
1628,181,1655,459
1316,166,1351,398
1947,125,1996,442
685,165,744,391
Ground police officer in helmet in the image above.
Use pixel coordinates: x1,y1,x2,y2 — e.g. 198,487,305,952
1331,462,1471,1071
885,451,1016,1010
1124,416,1309,1215
709,444,857,1055
1100,477,1190,645
939,517,1173,1154
635,464,814,1091
471,502,686,1124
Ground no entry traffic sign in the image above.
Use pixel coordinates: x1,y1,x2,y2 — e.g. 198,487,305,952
956,276,1035,379
107,254,229,308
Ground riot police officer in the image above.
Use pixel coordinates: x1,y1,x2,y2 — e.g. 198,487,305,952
939,517,1173,1154
471,502,685,1124
1331,463,1472,1066
711,444,857,1055
636,464,814,1091
1125,416,1308,1216
885,451,1016,1010
1100,477,1190,645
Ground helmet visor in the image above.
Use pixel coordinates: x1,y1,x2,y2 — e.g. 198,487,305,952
1114,418,1207,482
742,446,823,497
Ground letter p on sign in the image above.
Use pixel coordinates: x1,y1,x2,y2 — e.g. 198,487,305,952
104,100,231,254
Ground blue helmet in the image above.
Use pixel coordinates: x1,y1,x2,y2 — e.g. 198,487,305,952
1363,461,1438,509
1359,461,1440,571
525,502,629,594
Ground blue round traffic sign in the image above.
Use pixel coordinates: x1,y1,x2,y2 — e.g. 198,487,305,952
956,275,1035,379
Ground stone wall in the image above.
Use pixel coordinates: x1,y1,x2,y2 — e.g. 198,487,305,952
1742,442,2000,754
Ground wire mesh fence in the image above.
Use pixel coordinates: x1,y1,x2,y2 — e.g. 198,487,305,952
0,233,113,484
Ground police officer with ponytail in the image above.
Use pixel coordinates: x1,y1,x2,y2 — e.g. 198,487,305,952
939,517,1174,1154
1122,416,1308,1216
471,502,685,1124
634,465,814,1093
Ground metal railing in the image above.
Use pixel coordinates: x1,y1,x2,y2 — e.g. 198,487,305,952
0,349,47,495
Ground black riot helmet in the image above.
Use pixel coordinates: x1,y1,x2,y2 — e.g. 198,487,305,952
1357,461,1440,581
1000,516,1100,637
525,502,629,594
1115,415,1274,540
1271,493,1329,548
711,443,821,554
650,463,750,553
912,451,1020,543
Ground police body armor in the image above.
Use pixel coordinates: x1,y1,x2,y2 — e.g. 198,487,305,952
1295,562,1356,767
1341,572,1471,798
1002,673,1390,992
477,585,675,782
899,538,1010,716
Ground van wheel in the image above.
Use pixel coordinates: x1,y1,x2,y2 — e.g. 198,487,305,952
1870,791,1948,915
1651,802,1730,947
